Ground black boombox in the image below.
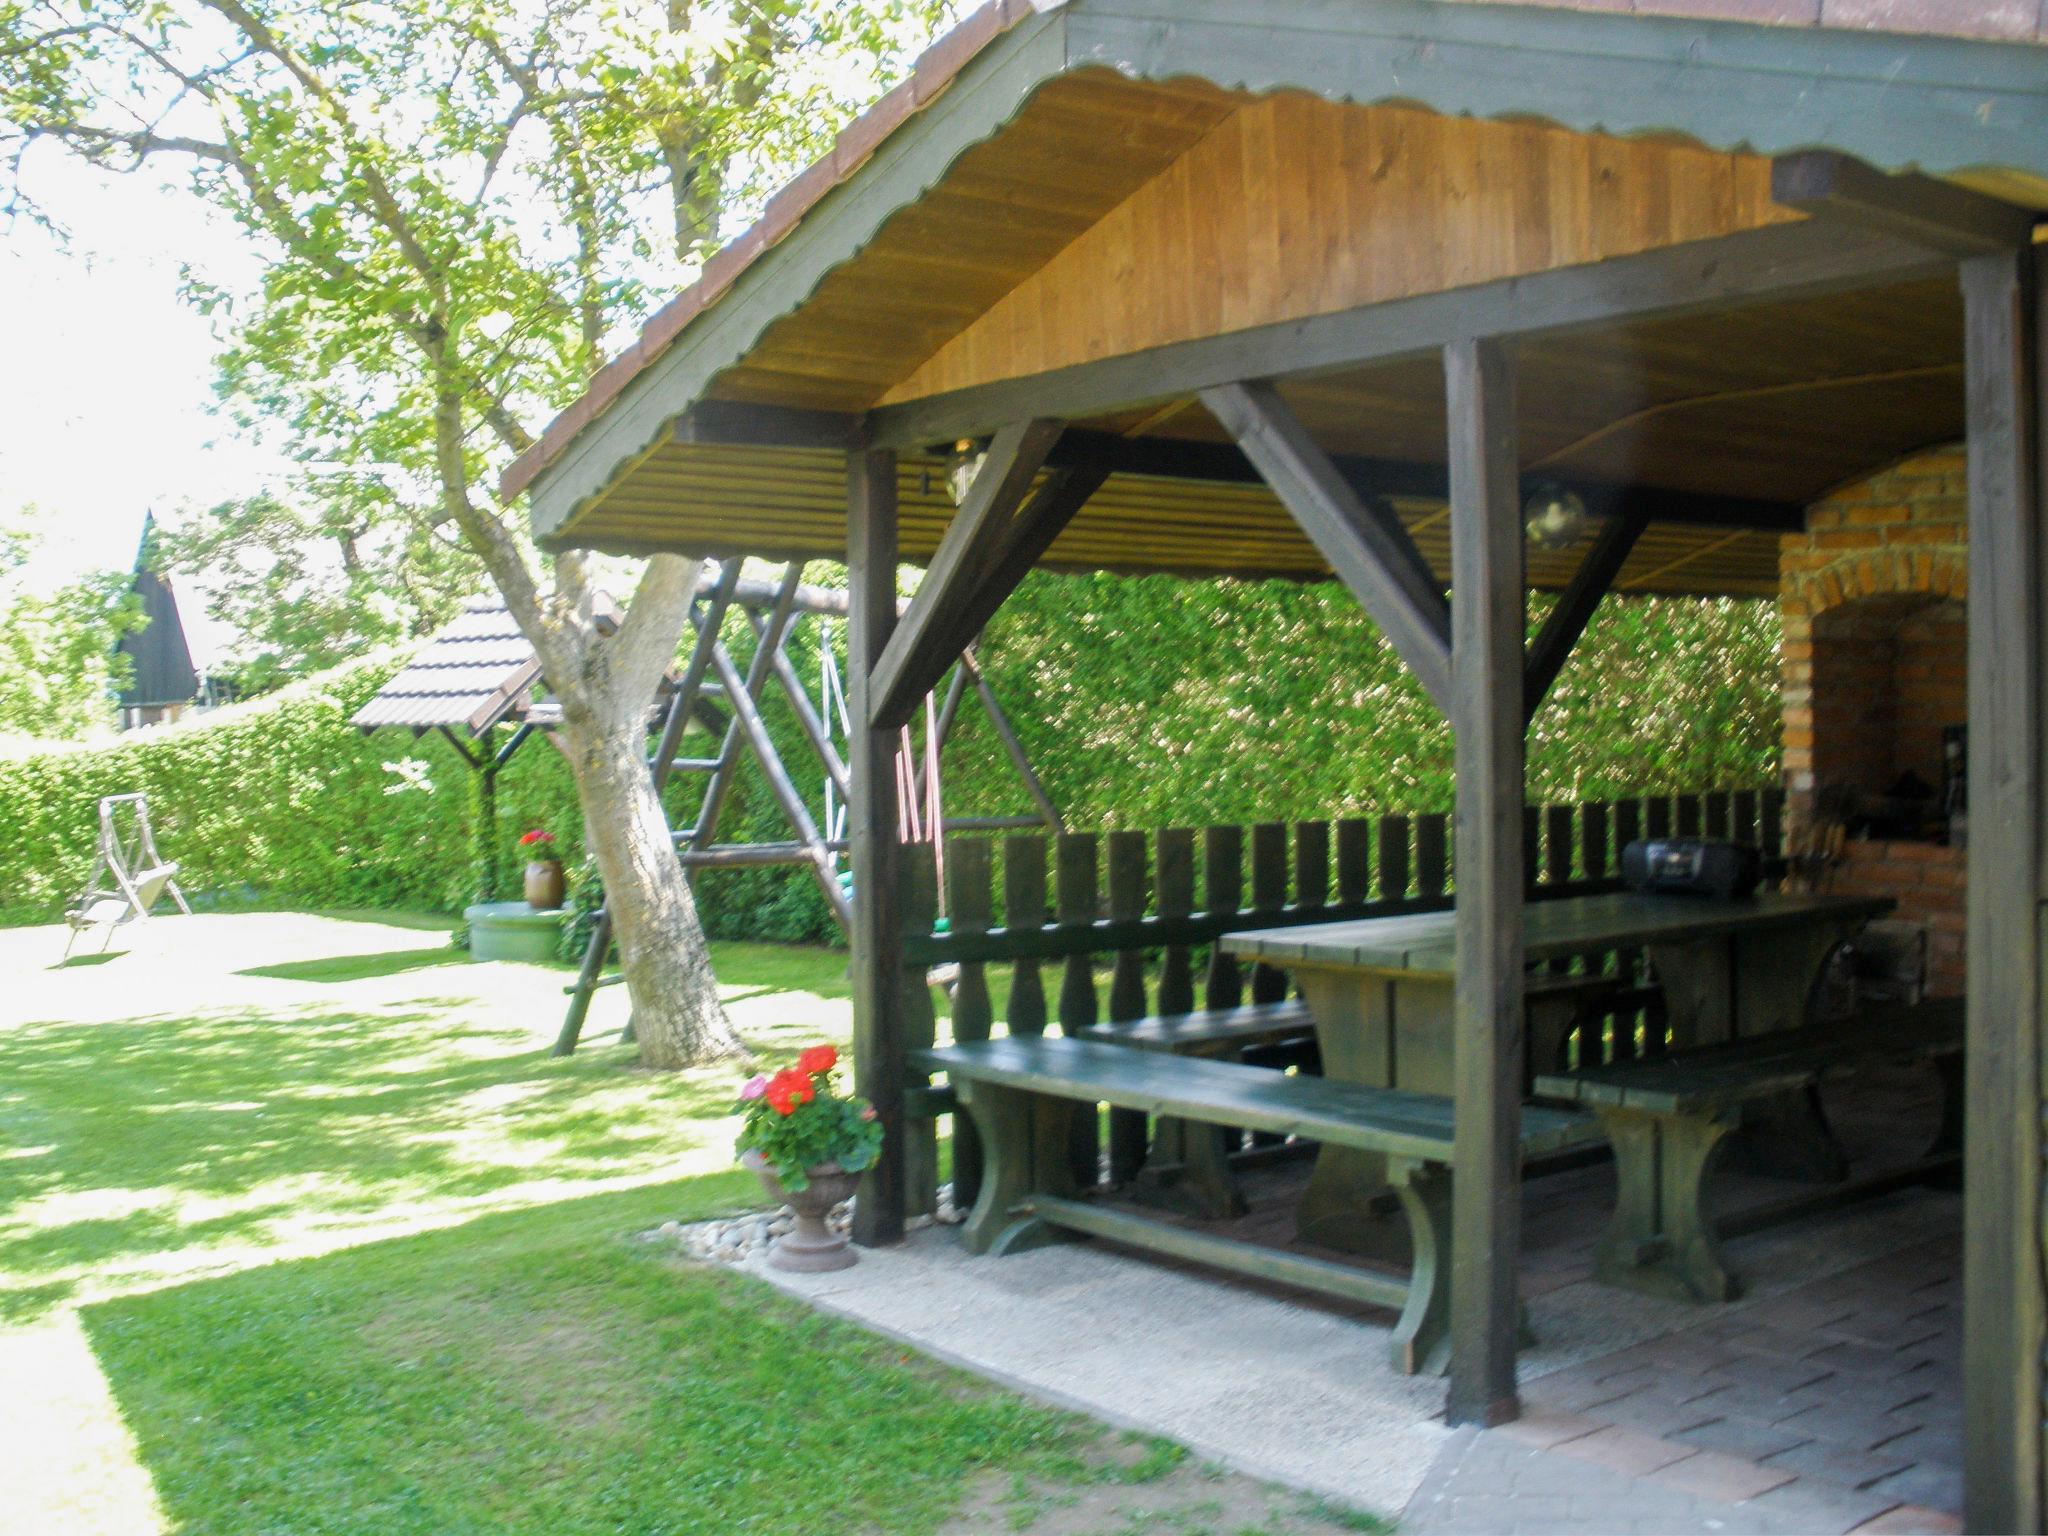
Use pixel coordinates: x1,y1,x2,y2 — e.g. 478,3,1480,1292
1618,838,1763,899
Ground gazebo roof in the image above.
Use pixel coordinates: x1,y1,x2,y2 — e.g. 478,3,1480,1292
506,0,2048,598
350,598,539,737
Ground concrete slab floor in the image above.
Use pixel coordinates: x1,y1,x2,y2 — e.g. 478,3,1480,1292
745,1072,1963,1534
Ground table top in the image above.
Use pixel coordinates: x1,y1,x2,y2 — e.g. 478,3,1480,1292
1219,890,1894,978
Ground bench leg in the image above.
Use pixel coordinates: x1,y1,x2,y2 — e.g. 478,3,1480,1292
1386,1157,1455,1376
957,1082,1083,1257
1128,1115,1249,1220
1108,1106,1149,1185
1595,1107,1740,1304
1298,1148,1407,1260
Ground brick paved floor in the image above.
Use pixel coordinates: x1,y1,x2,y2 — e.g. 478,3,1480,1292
1413,1234,1964,1535
1397,1063,1964,1535
763,1063,1963,1532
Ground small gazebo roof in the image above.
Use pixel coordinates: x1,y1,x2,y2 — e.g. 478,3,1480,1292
350,598,539,737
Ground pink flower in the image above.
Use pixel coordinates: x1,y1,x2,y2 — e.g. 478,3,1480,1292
739,1075,769,1101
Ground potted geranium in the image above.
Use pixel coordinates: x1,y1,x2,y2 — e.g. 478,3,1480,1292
735,1044,882,1272
519,828,564,910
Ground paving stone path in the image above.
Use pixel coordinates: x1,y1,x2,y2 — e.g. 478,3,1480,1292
1404,1236,1963,1535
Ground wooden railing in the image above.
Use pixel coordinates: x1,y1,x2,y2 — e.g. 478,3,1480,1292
888,787,1783,1222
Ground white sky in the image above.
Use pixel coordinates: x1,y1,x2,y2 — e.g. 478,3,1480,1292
0,10,943,669
3,159,270,661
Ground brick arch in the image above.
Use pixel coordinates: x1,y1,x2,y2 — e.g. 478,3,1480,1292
1785,549,1969,622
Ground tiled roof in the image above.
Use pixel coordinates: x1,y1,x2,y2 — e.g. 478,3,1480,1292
350,597,540,735
500,0,2043,504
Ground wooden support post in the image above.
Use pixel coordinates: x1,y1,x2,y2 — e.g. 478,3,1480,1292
1960,244,2045,1536
1444,334,1527,1429
848,447,907,1247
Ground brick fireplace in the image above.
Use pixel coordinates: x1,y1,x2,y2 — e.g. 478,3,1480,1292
1780,447,1968,995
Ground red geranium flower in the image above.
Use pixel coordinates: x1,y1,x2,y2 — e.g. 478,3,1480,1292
764,1067,815,1117
798,1044,838,1076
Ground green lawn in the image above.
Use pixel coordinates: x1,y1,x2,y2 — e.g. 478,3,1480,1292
80,1181,1100,1536
0,911,1379,1536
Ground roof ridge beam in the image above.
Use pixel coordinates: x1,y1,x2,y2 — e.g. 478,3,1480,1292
1203,380,1453,714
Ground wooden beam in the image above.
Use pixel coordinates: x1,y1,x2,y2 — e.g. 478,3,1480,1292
1960,244,2045,1536
1203,381,1453,714
691,566,804,849
869,219,1946,452
654,559,744,791
1444,335,1526,1429
670,398,864,451
960,649,1064,835
1045,431,1804,534
1523,510,1650,725
436,724,483,770
1772,152,2038,259
847,447,908,1247
923,457,1115,672
705,641,853,931
868,418,1064,728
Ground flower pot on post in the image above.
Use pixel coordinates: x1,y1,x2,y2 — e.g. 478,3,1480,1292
518,828,563,910
734,1045,883,1273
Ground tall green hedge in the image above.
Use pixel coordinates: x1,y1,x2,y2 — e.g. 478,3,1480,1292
6,572,1781,940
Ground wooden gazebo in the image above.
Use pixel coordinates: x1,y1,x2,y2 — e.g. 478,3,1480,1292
503,3,2048,1526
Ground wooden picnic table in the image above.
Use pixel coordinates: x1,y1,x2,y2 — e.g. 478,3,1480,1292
1221,890,1894,1249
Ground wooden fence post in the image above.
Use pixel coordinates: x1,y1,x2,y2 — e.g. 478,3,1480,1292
947,838,995,1211
1056,831,1101,1186
1203,825,1244,1007
1155,829,1197,1016
1106,830,1153,1181
1004,835,1049,1038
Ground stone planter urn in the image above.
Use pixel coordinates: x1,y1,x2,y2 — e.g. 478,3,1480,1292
742,1150,859,1272
524,858,565,910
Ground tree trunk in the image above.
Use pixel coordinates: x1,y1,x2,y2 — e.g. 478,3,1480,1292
562,700,745,1069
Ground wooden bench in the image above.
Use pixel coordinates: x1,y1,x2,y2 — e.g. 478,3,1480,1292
1079,999,1318,1214
1080,996,1318,1056
1078,977,1620,1218
1534,998,1963,1305
915,1034,1601,1375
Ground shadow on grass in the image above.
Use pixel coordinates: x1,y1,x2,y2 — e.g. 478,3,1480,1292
0,1000,736,1323
0,939,859,1326
48,951,125,970
78,1175,1080,1536
237,948,468,983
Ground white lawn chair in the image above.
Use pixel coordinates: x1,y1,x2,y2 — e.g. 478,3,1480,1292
63,794,191,958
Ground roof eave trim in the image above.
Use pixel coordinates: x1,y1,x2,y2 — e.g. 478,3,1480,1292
523,6,1073,543
527,0,2048,552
